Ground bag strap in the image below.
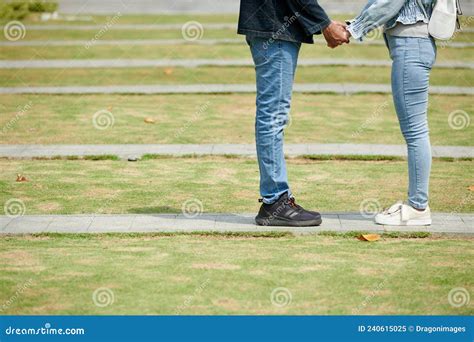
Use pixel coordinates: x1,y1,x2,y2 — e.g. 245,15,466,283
419,0,463,30
417,0,429,21
456,0,462,29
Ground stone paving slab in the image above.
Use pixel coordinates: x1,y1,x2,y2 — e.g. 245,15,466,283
2,38,472,48
431,146,474,158
1,58,471,69
3,216,54,234
1,83,472,95
1,144,472,159
88,215,136,232
46,216,93,233
0,213,472,235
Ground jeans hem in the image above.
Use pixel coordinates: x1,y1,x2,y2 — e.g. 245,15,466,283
262,190,292,205
408,200,427,210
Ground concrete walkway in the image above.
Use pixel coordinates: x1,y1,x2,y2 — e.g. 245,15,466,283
1,83,472,95
1,144,472,159
2,38,472,48
2,58,472,69
1,213,472,235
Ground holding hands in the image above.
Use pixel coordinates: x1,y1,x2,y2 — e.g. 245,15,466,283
322,21,351,48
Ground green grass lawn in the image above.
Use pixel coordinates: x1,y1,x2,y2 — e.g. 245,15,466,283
0,14,240,26
2,65,472,87
1,42,472,62
0,158,472,214
0,233,472,314
2,27,473,43
0,28,239,41
7,12,473,28
1,94,472,146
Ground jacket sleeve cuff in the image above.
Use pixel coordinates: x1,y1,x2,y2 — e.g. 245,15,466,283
347,17,366,41
306,17,331,35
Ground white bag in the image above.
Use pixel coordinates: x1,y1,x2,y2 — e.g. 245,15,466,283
428,0,458,40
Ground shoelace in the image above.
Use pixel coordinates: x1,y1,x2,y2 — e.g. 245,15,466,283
382,202,403,214
259,197,303,211
287,197,304,211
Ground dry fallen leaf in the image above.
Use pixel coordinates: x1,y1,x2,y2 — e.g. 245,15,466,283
16,174,28,182
164,68,174,75
468,185,474,192
144,118,155,124
358,234,380,242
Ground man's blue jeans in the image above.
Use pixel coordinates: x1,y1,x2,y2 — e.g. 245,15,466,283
387,35,436,209
247,37,301,204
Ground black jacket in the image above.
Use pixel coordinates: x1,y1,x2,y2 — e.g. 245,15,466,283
237,0,331,44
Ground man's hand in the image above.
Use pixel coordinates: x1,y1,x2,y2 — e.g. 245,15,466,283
322,21,350,48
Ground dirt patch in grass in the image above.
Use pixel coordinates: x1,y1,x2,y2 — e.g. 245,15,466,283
169,275,192,283
36,202,62,212
430,261,464,267
296,265,330,272
47,271,95,282
28,303,71,314
191,263,241,270
248,269,268,276
213,298,242,311
293,253,346,264
110,247,157,253
73,258,101,266
148,252,170,261
83,188,120,198
64,271,94,277
211,167,238,183
356,267,386,276
0,250,42,269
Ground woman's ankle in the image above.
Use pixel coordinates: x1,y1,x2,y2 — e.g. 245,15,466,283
409,202,427,211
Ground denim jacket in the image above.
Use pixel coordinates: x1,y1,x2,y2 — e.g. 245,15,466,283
237,0,331,44
348,0,435,40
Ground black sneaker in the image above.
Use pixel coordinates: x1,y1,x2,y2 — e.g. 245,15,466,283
255,193,322,227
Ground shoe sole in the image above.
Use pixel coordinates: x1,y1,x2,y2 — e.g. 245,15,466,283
255,217,322,227
375,218,432,226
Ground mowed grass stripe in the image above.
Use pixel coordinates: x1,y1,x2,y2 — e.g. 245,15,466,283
1,27,472,42
1,42,472,61
1,233,472,315
0,14,240,26
0,28,236,41
2,65,472,87
0,158,472,215
1,94,472,146
5,13,471,26
1,59,472,69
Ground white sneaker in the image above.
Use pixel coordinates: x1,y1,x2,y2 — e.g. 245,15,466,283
374,201,432,226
